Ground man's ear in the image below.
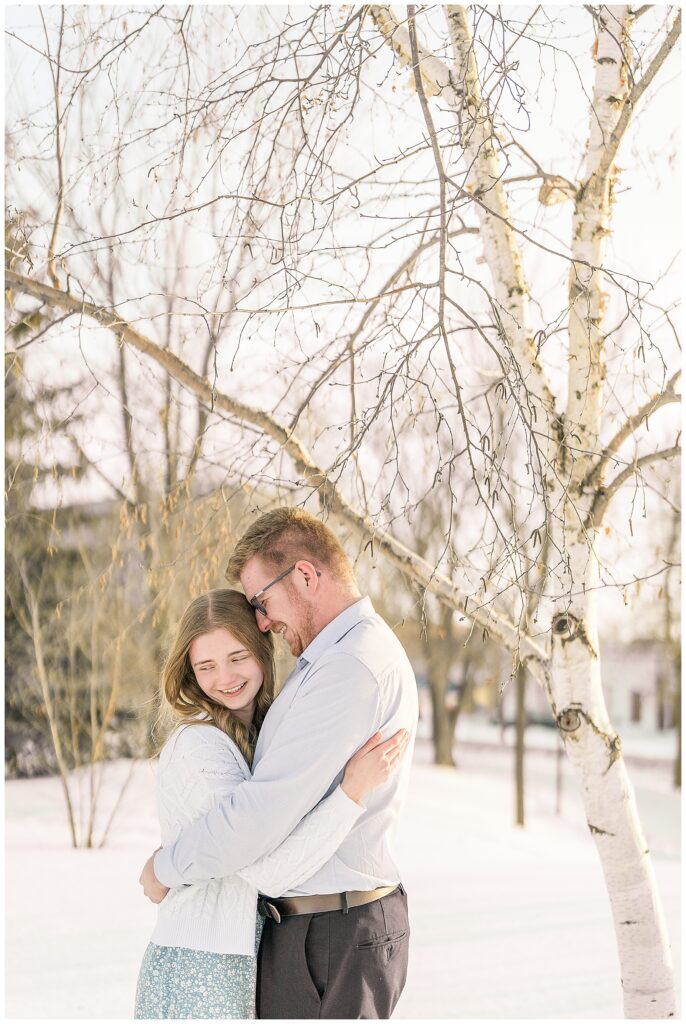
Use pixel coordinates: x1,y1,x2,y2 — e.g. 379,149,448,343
295,560,321,590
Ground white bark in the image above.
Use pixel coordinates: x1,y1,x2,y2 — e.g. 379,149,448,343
443,7,555,421
369,5,452,98
548,7,675,1017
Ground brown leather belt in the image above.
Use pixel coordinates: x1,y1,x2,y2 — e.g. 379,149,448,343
258,885,398,923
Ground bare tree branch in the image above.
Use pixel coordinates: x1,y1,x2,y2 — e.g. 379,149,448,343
41,7,66,289
588,443,681,526
5,268,548,666
585,370,681,487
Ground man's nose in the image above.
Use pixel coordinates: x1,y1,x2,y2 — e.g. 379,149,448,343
255,610,272,633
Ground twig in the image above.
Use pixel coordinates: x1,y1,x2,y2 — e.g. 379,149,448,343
585,371,681,487
588,444,681,526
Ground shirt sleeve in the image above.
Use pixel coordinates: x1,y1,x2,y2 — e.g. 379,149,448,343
154,653,381,886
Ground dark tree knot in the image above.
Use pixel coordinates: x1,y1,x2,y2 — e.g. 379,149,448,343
552,612,578,638
558,708,581,732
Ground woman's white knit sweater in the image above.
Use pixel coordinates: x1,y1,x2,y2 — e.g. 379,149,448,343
151,723,364,955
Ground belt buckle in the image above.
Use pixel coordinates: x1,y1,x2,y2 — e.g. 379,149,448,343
257,896,282,924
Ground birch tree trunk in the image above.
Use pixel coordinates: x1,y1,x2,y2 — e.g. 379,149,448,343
547,7,674,1016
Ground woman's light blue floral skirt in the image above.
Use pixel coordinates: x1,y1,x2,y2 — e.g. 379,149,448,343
134,917,264,1019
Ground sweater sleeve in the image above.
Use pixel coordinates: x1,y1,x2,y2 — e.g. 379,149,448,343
158,725,248,832
235,785,363,896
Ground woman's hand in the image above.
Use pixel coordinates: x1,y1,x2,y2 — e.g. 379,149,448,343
139,848,170,904
341,729,410,806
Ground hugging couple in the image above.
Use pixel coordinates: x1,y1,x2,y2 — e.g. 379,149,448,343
137,506,419,1019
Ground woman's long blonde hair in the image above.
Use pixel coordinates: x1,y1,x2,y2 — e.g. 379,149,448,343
159,589,275,765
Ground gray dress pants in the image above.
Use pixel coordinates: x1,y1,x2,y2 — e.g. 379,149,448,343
256,885,410,1019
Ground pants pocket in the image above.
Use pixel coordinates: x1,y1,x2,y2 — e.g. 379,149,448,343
303,915,327,1002
356,929,408,950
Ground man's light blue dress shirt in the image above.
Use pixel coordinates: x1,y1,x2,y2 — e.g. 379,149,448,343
154,597,418,895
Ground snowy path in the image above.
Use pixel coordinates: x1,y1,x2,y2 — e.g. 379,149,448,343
5,737,680,1019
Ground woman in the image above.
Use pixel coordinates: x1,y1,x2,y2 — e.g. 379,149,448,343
135,588,407,1020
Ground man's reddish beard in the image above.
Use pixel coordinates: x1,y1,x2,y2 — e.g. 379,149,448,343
300,603,317,649
273,597,317,654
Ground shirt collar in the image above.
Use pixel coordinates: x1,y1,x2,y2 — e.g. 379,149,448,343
295,596,374,671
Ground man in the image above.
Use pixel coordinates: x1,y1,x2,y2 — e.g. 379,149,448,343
140,507,418,1018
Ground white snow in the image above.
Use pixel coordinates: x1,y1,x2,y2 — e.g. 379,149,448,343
5,729,680,1020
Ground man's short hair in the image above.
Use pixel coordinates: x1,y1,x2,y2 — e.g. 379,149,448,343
225,507,355,584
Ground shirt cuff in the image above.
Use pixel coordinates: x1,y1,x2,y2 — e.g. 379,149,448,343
331,783,367,821
154,846,186,888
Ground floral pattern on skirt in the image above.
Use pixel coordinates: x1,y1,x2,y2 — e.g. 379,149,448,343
134,915,264,1019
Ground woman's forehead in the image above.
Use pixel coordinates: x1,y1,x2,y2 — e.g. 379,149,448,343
190,627,246,658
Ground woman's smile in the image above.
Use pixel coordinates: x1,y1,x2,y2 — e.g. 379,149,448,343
218,681,248,696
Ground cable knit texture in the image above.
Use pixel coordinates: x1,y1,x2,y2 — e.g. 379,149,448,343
151,723,363,955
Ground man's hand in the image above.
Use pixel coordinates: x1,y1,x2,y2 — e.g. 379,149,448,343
139,849,170,904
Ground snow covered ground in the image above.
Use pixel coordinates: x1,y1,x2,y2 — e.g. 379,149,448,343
5,726,680,1020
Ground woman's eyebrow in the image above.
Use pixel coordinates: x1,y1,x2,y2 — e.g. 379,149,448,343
192,648,248,667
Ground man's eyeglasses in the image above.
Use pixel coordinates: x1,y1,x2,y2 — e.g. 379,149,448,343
249,564,321,617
